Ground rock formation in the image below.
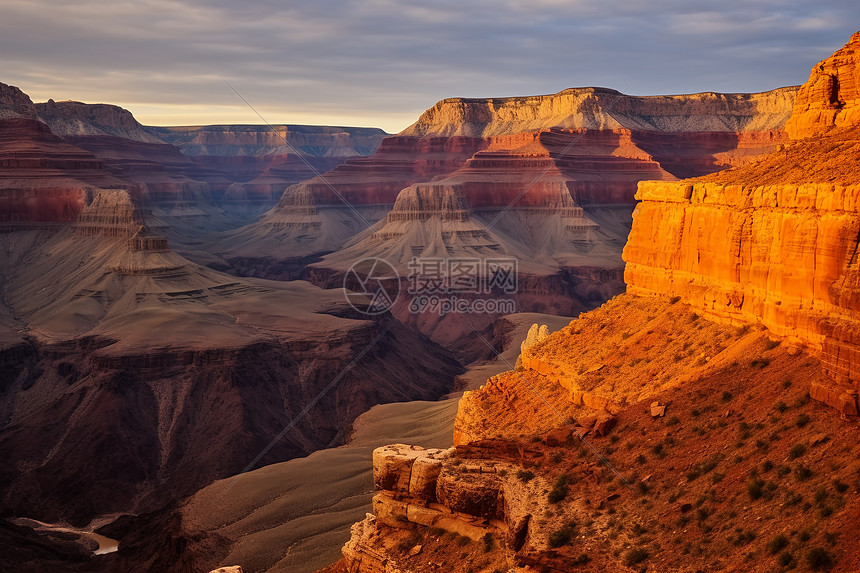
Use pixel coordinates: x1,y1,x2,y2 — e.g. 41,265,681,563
150,124,388,214
329,297,860,571
231,84,795,310
0,82,37,120
623,31,860,415
36,99,164,143
0,117,131,224
323,30,860,573
785,31,860,138
402,87,796,139
0,171,462,529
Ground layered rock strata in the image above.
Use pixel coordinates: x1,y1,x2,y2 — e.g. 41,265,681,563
624,31,860,414
623,179,860,413
785,31,860,138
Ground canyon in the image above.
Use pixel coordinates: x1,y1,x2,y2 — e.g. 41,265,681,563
0,87,458,537
4,28,860,573
319,30,860,573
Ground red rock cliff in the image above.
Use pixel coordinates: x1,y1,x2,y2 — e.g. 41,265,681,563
624,31,860,414
785,31,860,138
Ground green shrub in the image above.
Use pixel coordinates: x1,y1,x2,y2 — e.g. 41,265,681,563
796,413,810,428
624,547,649,566
806,547,833,570
773,400,787,413
548,523,576,548
767,534,789,554
517,470,535,483
482,533,494,552
747,478,765,500
778,552,794,567
789,444,806,460
794,465,814,481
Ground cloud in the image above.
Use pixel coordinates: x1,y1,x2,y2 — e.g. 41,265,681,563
1,0,857,132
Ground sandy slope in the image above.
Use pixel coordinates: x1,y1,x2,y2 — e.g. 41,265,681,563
180,312,572,573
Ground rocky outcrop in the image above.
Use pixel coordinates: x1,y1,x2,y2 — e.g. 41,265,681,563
0,82,37,120
623,179,860,412
624,31,860,414
0,118,135,224
331,314,858,572
149,124,387,158
36,99,163,143
65,134,223,232
785,31,860,138
339,443,524,572
402,87,797,139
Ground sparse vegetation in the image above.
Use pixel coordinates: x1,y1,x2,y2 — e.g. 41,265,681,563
789,443,806,459
624,547,650,566
548,473,569,503
517,470,535,483
806,547,833,570
747,477,765,500
767,534,789,554
548,521,577,548
482,532,494,552
794,464,814,481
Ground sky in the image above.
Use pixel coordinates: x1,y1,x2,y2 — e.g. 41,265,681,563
2,0,858,133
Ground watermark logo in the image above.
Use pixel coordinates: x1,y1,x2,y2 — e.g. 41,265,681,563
407,257,518,316
344,258,401,315
343,256,518,316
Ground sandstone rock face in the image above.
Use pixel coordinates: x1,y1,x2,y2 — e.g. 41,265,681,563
0,118,133,224
64,134,223,233
402,87,797,138
786,31,860,138
623,180,860,407
36,99,163,143
0,82,37,120
149,124,387,158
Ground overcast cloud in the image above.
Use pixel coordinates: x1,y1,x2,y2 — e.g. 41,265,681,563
1,0,857,132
